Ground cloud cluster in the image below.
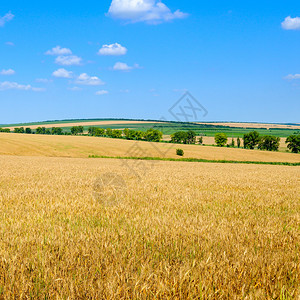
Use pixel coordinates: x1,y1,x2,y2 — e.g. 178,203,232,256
98,43,127,56
113,62,140,71
284,74,300,80
46,46,82,66
52,68,73,78
95,90,109,95
45,46,72,56
282,16,300,30
0,81,44,92
108,0,188,24
55,55,82,66
0,69,15,75
75,73,105,86
0,12,14,27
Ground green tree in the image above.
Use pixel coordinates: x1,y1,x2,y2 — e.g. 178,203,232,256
123,128,130,139
111,129,123,139
243,131,260,149
0,128,10,133
71,126,84,135
36,127,46,135
144,128,162,142
135,131,145,140
170,131,188,144
106,128,113,137
88,127,96,136
51,127,63,135
215,133,228,147
286,134,300,153
258,136,280,151
198,136,203,145
186,130,196,144
14,127,25,134
231,138,235,147
25,128,32,134
237,137,241,148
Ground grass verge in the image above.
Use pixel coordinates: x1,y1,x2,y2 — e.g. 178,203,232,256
89,155,300,166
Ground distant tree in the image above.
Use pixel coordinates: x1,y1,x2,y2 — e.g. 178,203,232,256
71,126,84,135
135,131,145,140
51,127,63,135
176,149,184,156
231,138,235,147
36,127,46,135
243,131,260,149
186,130,197,144
144,128,162,142
105,128,113,137
0,128,10,133
237,137,241,148
258,136,280,151
123,128,130,139
88,127,95,136
111,129,123,139
128,130,137,140
215,133,228,147
170,131,188,144
25,128,32,134
286,134,300,153
45,128,51,135
198,136,203,145
14,127,25,134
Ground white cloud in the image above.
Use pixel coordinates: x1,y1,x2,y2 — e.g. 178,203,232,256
0,69,15,75
5,41,14,46
52,68,73,78
45,46,72,56
113,62,140,71
95,90,109,95
75,73,105,86
282,16,300,30
113,62,132,71
55,55,82,66
68,86,82,91
36,78,53,83
0,12,14,27
31,87,46,92
284,74,300,80
108,0,188,24
0,81,44,92
98,43,127,55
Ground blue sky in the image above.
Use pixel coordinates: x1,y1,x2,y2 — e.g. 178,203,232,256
0,0,300,124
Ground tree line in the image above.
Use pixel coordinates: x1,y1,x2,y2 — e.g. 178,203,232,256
4,126,300,153
213,131,300,153
88,127,163,142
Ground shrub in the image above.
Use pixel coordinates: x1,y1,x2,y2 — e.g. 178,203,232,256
176,149,184,156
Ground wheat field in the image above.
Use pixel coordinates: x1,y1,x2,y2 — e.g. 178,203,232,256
0,154,299,299
0,133,299,163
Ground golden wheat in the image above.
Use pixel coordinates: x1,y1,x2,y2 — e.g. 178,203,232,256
0,133,299,163
0,154,299,299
